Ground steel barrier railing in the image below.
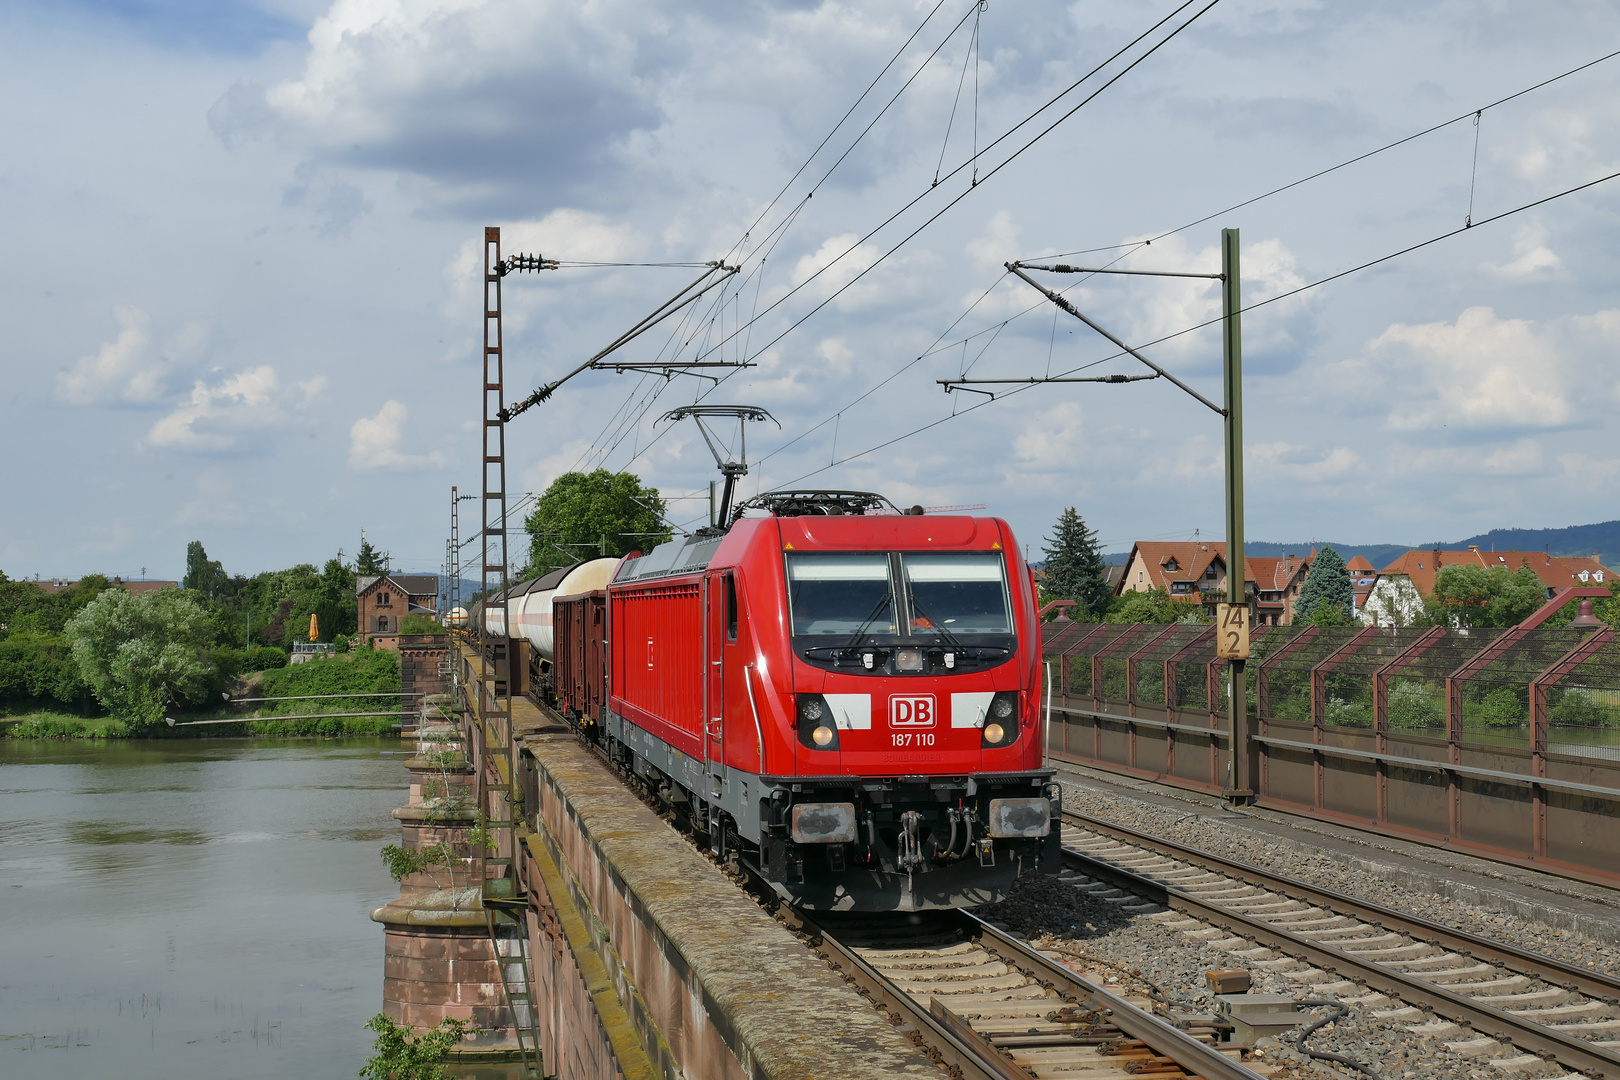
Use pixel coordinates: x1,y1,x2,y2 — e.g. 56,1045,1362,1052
1042,620,1620,888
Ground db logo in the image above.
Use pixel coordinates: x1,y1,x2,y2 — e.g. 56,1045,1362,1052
889,695,937,728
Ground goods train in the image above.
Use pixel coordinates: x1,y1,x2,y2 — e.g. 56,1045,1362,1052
475,490,1059,910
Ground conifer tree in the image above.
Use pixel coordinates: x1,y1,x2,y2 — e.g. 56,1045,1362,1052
356,537,387,576
1040,508,1111,618
1294,544,1354,624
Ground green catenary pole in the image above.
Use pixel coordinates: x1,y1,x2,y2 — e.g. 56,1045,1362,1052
1222,228,1253,802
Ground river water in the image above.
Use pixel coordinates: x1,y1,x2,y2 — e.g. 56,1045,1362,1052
0,738,405,1079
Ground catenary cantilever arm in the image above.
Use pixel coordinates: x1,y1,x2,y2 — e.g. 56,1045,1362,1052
1002,262,1225,416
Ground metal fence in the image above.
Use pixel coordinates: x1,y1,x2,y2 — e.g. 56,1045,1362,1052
1041,620,1620,888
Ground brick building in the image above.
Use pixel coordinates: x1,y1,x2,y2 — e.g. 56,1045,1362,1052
358,574,439,648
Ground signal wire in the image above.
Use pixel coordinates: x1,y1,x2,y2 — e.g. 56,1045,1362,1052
1028,44,1620,262
584,0,1215,477
764,162,1620,488
686,0,1218,369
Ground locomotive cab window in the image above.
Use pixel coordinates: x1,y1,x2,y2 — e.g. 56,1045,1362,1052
724,573,738,641
900,553,1012,636
785,554,894,637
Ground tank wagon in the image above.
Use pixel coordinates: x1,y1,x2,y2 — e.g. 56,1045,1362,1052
480,491,1059,911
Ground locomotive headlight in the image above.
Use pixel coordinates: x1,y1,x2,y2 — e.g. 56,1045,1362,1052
981,691,1019,748
796,693,839,750
895,649,926,672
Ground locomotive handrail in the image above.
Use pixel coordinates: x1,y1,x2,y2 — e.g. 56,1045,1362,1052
743,663,766,775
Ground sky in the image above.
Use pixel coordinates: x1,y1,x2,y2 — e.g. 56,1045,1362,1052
5,0,1620,582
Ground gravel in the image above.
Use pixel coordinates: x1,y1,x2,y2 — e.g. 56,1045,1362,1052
979,872,1563,1080
1059,778,1620,980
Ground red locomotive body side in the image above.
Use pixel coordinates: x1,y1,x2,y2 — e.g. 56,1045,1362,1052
609,578,706,761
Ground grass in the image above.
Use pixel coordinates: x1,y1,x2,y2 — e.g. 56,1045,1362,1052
0,712,129,739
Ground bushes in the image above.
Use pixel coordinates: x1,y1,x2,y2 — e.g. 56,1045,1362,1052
0,712,129,739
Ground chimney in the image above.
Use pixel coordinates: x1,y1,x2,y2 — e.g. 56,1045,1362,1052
1468,545,1479,553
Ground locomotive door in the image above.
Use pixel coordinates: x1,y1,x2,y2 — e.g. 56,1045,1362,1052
704,571,734,795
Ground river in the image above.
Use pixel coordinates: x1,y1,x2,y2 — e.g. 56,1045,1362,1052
0,738,405,1079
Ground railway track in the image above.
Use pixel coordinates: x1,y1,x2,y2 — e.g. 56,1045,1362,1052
794,909,1266,1080
1060,808,1620,1080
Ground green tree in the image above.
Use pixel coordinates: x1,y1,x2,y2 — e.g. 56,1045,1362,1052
522,469,669,579
66,588,216,730
1294,545,1353,624
182,541,230,600
315,556,358,640
1104,588,1209,624
1040,508,1111,618
1423,561,1547,628
356,537,387,576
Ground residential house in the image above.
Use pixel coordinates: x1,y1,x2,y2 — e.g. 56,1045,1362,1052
1115,542,1313,624
358,574,440,648
1359,548,1610,626
1246,554,1313,626
1346,556,1379,616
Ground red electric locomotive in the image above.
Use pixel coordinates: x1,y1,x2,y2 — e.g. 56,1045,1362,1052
545,489,1059,911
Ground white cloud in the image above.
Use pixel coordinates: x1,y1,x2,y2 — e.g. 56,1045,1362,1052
1486,223,1562,278
1249,442,1360,482
1370,307,1571,431
57,306,164,405
966,211,1020,272
214,0,669,212
1559,452,1620,484
145,366,289,452
815,337,855,373
349,400,445,470
1013,401,1086,471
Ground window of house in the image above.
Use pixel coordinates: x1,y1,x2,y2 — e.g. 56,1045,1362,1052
1137,571,1144,583
376,616,388,631
378,592,392,606
1204,565,1217,580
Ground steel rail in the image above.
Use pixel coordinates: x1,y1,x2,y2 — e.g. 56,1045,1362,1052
797,909,1264,1080
964,911,1266,1080
1062,809,1620,1004
1059,820,1620,1078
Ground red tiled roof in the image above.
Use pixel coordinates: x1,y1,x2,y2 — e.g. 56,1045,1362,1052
1345,556,1375,572
1118,542,1313,595
1378,550,1609,597
1245,555,1311,593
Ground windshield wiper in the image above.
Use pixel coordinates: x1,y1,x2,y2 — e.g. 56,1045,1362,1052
842,593,895,650
906,593,966,651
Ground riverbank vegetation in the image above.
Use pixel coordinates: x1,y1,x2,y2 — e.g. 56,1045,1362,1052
0,541,430,738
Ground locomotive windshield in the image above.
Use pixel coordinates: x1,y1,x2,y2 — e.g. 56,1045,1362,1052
785,554,896,637
901,553,1013,636
785,552,1012,640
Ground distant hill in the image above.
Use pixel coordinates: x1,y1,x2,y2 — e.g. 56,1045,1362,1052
1241,541,1410,568
1103,520,1620,572
1424,521,1620,571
